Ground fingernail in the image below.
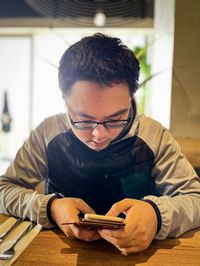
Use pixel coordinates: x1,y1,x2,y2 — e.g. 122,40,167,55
120,249,128,256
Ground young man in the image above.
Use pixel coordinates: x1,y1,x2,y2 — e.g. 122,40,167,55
0,33,200,255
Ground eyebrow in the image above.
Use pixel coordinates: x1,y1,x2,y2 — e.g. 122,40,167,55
68,105,129,120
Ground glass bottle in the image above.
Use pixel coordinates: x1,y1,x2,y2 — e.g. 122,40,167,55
1,90,12,133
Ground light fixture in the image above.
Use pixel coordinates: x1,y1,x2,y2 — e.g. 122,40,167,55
25,0,154,27
93,10,106,27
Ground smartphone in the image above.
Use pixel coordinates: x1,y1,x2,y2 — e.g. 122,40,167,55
61,213,125,229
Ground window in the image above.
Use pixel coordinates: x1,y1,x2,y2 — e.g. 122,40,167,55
0,37,31,166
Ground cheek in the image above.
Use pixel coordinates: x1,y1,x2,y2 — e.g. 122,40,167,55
71,128,92,141
71,127,123,143
110,128,122,138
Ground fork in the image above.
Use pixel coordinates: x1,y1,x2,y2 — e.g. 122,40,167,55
0,218,23,244
0,221,36,260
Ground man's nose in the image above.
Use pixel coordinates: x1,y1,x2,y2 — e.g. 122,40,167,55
92,124,108,139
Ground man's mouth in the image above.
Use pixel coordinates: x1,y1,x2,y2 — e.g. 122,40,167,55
90,140,108,148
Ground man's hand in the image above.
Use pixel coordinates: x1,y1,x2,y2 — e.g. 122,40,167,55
50,197,101,241
98,198,158,255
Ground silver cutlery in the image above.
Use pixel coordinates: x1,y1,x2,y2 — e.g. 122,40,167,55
0,221,36,260
0,218,23,244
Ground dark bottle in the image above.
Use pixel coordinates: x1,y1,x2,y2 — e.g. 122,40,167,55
1,90,12,133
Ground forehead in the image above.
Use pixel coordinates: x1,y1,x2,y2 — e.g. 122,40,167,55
65,81,130,119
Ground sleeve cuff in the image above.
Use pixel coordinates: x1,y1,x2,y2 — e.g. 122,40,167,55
142,199,162,234
38,194,55,228
143,195,172,239
46,193,64,226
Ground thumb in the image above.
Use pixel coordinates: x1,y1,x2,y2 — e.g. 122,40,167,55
63,198,96,224
106,199,137,217
74,198,96,215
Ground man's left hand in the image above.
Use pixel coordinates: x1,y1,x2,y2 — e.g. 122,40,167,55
98,198,158,255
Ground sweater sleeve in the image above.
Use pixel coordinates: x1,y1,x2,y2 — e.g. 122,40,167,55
0,115,68,228
142,123,200,239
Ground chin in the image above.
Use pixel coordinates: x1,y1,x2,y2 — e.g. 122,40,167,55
86,142,110,151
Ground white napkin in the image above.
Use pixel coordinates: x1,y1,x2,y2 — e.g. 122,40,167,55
0,217,42,266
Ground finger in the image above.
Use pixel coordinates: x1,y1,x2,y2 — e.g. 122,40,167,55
74,198,96,215
106,199,137,217
119,245,147,255
98,218,137,240
98,228,125,239
99,231,133,250
63,210,79,224
63,225,77,239
72,225,101,241
99,231,117,245
115,238,137,249
99,228,137,247
65,198,96,223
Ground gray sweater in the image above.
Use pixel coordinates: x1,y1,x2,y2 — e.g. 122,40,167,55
0,113,199,240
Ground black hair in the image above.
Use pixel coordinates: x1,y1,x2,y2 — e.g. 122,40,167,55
58,33,140,96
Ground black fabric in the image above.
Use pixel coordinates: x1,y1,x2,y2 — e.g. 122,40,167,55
45,129,159,215
47,193,63,225
142,199,162,234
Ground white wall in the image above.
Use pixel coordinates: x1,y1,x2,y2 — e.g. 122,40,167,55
145,0,175,129
0,37,31,161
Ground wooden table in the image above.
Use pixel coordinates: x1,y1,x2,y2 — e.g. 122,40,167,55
0,214,200,266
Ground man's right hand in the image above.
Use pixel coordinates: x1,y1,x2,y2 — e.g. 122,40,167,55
50,197,101,241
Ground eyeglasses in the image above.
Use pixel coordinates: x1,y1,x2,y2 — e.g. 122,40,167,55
68,115,130,130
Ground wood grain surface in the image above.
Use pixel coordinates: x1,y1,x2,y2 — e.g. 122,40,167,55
0,214,200,266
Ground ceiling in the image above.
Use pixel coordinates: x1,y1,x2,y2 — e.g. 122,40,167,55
0,0,154,28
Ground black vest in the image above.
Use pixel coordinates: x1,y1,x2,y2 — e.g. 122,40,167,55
46,130,158,214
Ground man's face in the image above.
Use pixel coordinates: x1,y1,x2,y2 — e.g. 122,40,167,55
65,81,131,151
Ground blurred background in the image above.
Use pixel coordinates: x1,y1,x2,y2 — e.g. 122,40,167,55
0,0,199,173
